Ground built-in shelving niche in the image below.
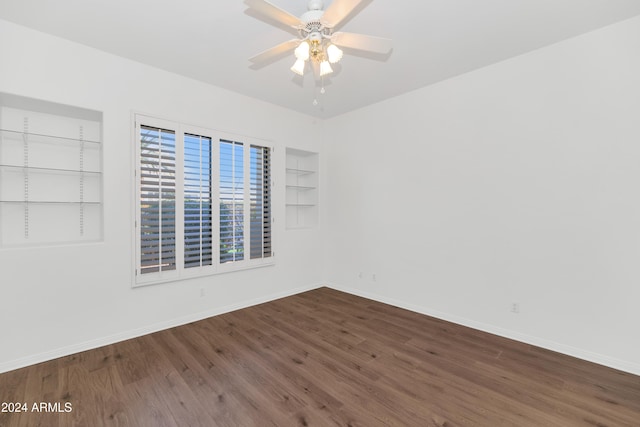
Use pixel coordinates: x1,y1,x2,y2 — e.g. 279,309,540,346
286,148,318,229
0,93,103,247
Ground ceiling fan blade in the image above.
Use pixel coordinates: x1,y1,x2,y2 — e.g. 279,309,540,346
321,0,372,30
249,39,300,64
331,32,392,54
244,0,303,28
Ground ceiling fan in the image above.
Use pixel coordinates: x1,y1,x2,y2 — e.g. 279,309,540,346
245,0,392,79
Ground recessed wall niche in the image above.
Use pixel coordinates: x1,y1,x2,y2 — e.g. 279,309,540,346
0,93,103,247
285,148,318,229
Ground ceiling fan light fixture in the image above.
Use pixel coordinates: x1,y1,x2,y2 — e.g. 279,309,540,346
326,44,343,64
294,41,310,61
291,58,306,76
246,0,393,90
319,60,333,76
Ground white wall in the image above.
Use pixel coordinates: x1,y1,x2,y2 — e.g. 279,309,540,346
3,14,640,377
324,16,640,375
0,19,324,373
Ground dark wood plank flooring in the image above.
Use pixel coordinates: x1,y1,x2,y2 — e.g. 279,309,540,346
1,287,639,426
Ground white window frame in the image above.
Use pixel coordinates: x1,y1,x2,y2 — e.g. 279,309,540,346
133,114,274,287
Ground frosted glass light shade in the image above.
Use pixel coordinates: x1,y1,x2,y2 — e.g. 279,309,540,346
295,41,310,61
326,44,343,64
319,60,333,76
291,59,305,76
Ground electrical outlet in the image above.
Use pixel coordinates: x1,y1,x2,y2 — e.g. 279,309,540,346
511,303,520,314
358,272,363,279
200,288,205,298
372,273,377,282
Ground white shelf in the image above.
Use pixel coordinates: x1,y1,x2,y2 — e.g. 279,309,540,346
0,200,102,205
0,128,101,145
286,148,318,229
0,94,103,247
286,167,314,175
286,185,316,190
0,164,101,175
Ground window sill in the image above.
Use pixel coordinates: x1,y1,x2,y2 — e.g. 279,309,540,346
133,258,275,288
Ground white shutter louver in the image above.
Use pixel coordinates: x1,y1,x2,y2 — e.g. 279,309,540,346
184,133,213,268
219,140,244,263
139,125,177,274
250,145,272,259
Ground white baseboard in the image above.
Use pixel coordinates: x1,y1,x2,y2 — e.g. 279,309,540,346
5,282,638,377
327,283,640,377
0,283,324,375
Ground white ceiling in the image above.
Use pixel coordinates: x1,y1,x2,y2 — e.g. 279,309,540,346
1,0,640,118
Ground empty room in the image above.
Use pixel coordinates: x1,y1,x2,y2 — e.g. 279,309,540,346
1,0,640,425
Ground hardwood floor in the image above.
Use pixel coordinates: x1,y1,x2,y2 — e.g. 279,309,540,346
1,287,639,426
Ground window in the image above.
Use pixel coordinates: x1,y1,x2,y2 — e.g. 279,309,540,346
184,133,213,269
219,140,244,263
139,125,176,275
250,144,272,259
135,116,273,286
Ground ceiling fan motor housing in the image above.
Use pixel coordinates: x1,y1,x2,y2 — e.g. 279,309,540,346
307,0,324,12
301,20,330,39
301,10,325,24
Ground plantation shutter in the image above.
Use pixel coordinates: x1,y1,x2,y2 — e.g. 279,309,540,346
139,125,177,274
219,140,244,263
184,133,213,268
135,115,274,286
250,145,272,259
